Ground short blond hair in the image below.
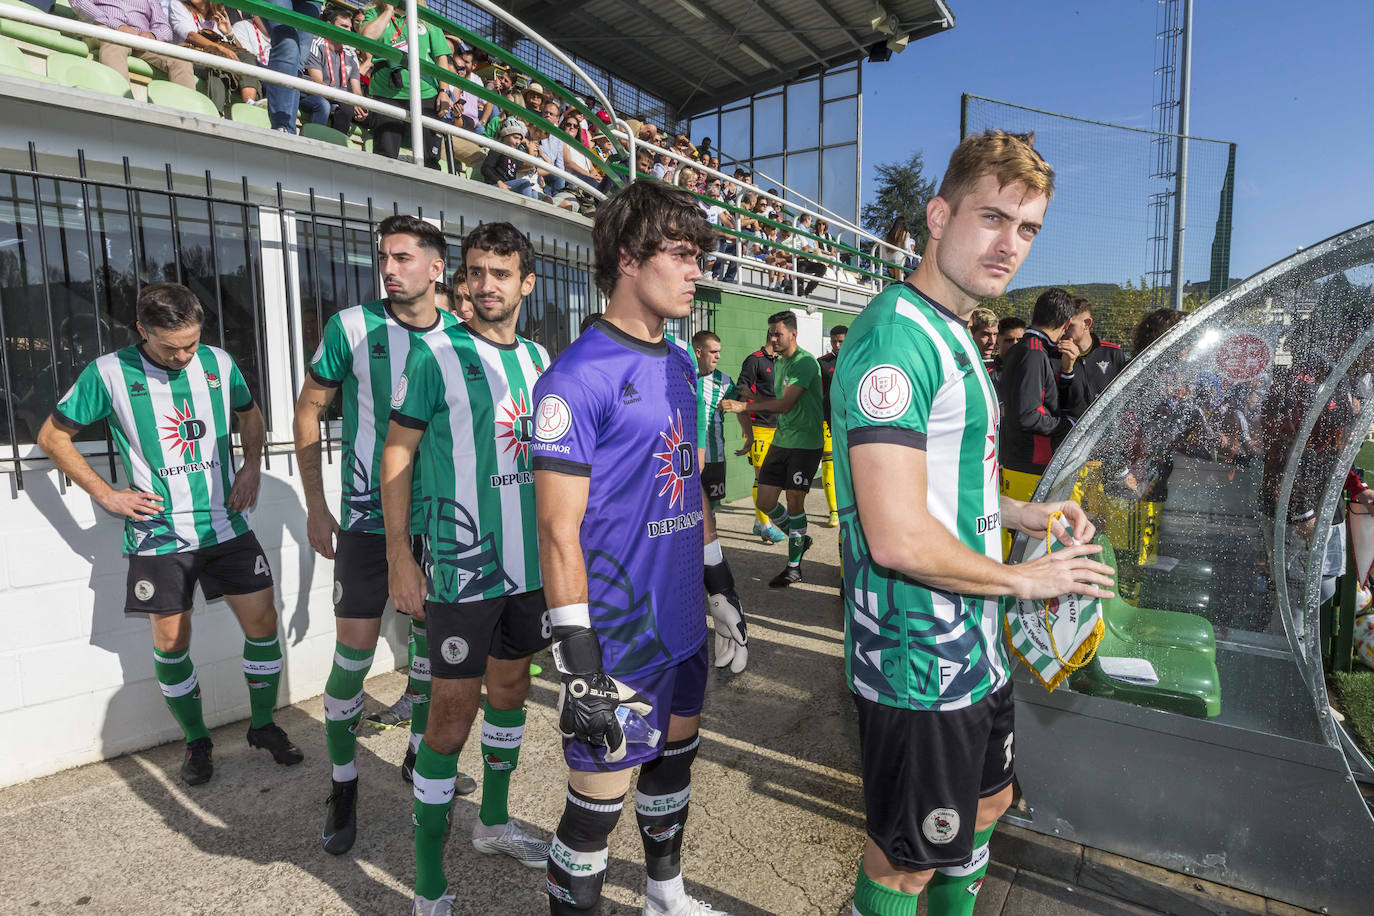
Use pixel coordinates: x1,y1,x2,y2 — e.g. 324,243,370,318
969,307,999,332
937,130,1054,211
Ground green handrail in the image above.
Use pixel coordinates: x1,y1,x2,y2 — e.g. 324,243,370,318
222,1,618,181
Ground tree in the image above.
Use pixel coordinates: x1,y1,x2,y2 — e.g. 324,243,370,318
861,151,937,254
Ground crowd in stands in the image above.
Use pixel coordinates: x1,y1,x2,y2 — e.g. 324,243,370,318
14,0,907,296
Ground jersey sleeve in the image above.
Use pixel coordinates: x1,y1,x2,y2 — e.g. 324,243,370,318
308,313,351,387
389,340,442,431
52,360,112,431
840,325,945,451
531,369,603,477
228,358,255,411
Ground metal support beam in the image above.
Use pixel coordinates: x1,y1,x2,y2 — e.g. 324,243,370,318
1169,0,1193,309
601,0,758,85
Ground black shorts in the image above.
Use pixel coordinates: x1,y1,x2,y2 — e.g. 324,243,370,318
332,530,424,619
125,531,273,615
701,461,726,502
425,589,551,678
758,445,823,491
854,683,1015,869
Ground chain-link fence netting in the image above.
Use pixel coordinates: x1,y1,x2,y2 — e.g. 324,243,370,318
962,94,1236,347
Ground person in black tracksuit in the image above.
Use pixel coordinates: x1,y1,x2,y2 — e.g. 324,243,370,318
1059,297,1130,421
735,342,783,539
999,288,1077,478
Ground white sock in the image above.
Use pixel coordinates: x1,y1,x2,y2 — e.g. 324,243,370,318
332,761,357,782
704,538,724,566
409,732,423,752
647,874,685,911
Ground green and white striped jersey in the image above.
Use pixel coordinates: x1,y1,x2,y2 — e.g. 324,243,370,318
309,300,458,534
832,283,1007,711
391,324,549,604
55,344,255,556
698,369,734,463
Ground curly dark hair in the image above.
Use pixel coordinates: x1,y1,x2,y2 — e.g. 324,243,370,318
462,221,535,279
591,180,715,296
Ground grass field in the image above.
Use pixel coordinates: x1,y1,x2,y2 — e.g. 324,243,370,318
1332,668,1374,758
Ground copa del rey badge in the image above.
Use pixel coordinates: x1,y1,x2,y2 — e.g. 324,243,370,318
1004,534,1105,691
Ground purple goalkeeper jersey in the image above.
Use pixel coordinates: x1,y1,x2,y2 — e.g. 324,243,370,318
531,319,707,680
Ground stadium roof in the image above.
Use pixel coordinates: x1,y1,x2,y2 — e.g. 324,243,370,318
506,0,956,117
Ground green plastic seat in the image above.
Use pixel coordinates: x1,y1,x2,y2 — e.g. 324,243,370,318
0,61,50,83
230,101,271,128
0,34,26,69
46,50,130,97
0,0,91,58
1069,534,1221,718
126,55,154,79
146,79,217,116
300,121,349,145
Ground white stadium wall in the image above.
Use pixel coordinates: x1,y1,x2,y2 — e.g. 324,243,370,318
0,462,406,788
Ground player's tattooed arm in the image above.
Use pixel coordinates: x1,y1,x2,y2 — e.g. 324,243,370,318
381,420,426,617
293,376,341,557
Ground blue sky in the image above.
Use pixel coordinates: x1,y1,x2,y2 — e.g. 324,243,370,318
860,0,1370,284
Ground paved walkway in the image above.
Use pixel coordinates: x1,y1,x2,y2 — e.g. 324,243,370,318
0,493,1316,915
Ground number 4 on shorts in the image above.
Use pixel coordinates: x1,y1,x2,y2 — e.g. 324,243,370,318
254,554,271,577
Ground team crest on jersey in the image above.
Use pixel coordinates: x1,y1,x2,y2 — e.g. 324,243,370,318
534,394,573,442
653,409,695,510
204,372,221,389
391,374,408,409
160,400,207,460
922,807,960,844
857,365,912,421
495,391,535,466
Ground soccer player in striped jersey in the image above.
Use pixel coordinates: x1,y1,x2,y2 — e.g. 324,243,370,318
294,214,479,857
37,283,302,786
535,181,733,916
831,131,1113,916
691,329,749,672
380,221,552,915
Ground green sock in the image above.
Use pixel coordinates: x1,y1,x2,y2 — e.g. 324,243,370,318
408,621,431,749
242,635,283,729
413,741,458,900
925,824,995,916
153,646,210,742
323,642,374,778
478,703,525,826
787,512,808,565
852,866,918,916
768,502,788,529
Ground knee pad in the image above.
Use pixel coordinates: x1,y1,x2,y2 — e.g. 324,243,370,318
547,787,624,914
635,735,699,880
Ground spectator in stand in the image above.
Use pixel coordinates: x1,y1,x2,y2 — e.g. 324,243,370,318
696,136,713,162
1059,295,1129,421
169,1,263,113
451,46,489,131
257,0,324,134
522,80,548,117
673,133,698,162
989,315,1025,393
652,151,675,183
999,288,1078,511
882,216,913,279
767,225,795,292
792,213,827,296
72,0,196,89
969,307,999,372
359,1,455,169
350,6,373,81
480,117,538,199
303,5,366,134
529,116,566,196
558,110,598,190
633,147,654,180
636,120,661,146
700,176,738,283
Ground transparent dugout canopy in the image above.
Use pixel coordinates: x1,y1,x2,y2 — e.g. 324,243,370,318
1012,220,1374,755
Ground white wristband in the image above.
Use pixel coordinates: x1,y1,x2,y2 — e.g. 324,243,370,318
549,602,591,630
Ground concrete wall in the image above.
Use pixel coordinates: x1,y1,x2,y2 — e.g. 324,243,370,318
0,460,406,788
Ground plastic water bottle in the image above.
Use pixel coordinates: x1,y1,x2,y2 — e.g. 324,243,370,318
615,706,661,747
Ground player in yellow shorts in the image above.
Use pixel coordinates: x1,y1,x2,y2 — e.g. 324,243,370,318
817,325,845,527
735,340,786,543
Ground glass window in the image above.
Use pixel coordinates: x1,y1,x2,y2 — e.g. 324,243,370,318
821,145,859,238
752,93,783,158
720,106,751,162
823,98,857,147
785,79,820,149
784,151,819,210
824,65,858,100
